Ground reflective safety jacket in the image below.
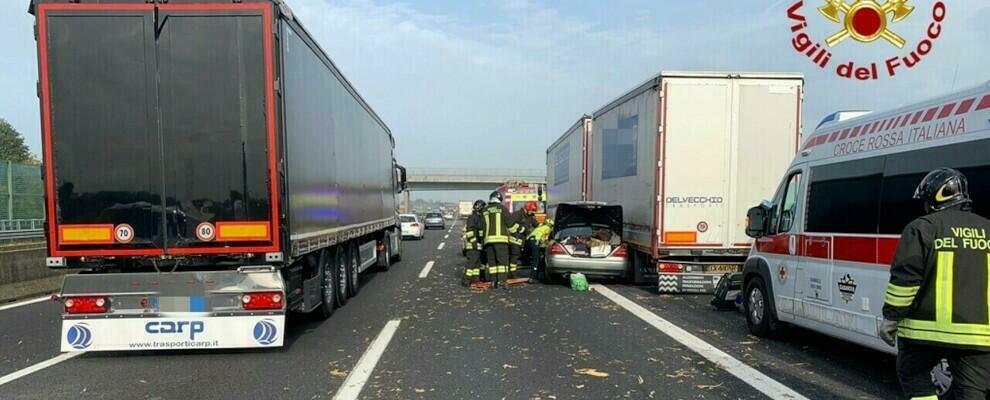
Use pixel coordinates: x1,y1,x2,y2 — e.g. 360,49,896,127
508,210,536,246
883,206,990,350
482,203,510,245
528,223,553,247
463,212,483,251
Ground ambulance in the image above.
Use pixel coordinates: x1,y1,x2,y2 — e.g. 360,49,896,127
742,82,990,354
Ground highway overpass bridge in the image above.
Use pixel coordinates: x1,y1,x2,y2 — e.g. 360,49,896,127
404,168,545,191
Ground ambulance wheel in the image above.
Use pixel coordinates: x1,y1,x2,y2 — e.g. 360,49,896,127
316,248,336,320
334,246,350,307
347,242,361,297
745,276,782,337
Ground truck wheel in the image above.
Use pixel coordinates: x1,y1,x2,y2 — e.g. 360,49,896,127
378,234,392,271
348,242,361,297
316,248,336,320
393,233,403,262
334,246,350,307
744,276,782,337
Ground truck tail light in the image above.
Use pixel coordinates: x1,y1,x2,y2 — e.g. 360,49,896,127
549,243,566,256
611,244,628,258
659,263,684,273
242,291,284,310
64,296,109,314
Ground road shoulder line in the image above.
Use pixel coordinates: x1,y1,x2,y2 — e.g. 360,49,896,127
333,319,402,400
0,296,51,312
591,284,809,400
0,352,83,386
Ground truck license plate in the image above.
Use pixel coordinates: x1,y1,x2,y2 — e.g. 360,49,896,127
707,264,737,273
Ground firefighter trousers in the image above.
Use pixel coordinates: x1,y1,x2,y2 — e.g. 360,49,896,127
526,239,542,281
509,242,521,277
485,243,509,287
463,249,482,286
897,339,990,400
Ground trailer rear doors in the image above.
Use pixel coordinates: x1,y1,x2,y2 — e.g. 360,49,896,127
37,3,279,256
660,76,801,251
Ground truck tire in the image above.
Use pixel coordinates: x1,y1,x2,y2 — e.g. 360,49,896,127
334,246,350,307
378,233,392,272
347,242,361,297
744,276,784,337
393,233,402,262
315,248,336,320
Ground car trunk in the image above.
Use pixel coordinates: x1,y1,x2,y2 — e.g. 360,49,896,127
39,4,276,255
552,203,623,258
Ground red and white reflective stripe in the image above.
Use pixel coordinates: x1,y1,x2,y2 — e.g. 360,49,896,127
755,233,900,267
803,92,990,150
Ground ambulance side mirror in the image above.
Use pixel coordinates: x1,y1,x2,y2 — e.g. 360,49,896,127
745,205,769,238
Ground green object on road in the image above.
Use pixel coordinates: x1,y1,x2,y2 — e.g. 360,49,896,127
570,273,588,291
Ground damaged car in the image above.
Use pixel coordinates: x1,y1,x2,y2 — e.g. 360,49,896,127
544,202,628,282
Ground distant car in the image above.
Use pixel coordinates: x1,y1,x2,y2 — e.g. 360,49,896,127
544,202,628,282
443,212,455,220
399,214,425,239
424,212,445,230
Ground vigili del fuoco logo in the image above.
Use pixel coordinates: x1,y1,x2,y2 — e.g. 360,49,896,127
787,0,946,81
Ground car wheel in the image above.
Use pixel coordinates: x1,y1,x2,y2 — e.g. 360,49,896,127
334,246,350,307
315,248,336,320
348,242,361,297
745,276,784,337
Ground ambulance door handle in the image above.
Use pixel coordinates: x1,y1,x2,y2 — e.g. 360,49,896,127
788,235,796,256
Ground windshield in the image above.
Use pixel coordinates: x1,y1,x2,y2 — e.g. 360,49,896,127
400,216,416,223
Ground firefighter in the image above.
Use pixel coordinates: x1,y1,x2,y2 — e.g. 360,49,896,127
482,191,510,288
508,201,539,278
527,218,553,283
880,168,990,400
461,200,486,286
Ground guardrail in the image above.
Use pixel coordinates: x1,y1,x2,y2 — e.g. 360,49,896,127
0,219,45,241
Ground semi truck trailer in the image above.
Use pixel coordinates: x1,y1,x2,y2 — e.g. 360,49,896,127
547,71,803,292
31,0,406,351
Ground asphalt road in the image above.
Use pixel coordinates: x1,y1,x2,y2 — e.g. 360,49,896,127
0,220,905,399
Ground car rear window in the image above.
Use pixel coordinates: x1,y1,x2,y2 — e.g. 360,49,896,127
400,216,416,223
427,213,441,218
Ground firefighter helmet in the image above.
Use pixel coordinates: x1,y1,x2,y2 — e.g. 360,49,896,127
914,168,971,213
524,201,539,214
472,200,486,213
489,191,504,203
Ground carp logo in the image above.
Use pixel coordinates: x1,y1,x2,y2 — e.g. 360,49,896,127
787,0,946,81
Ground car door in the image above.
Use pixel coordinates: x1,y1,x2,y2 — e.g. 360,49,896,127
755,169,805,319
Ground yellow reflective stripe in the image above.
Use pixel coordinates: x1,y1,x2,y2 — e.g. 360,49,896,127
884,293,914,307
898,325,990,347
886,283,920,297
464,231,476,238
936,251,954,328
910,396,938,400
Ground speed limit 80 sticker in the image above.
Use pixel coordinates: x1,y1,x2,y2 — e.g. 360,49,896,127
196,222,216,242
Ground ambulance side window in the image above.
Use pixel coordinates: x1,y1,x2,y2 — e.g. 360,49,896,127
777,172,803,233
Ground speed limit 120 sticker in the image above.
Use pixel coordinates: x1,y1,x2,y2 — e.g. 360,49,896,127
114,224,134,243
196,222,216,242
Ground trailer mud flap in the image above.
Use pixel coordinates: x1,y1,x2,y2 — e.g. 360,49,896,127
61,315,285,352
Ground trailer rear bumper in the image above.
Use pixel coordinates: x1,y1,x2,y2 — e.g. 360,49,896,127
656,262,741,294
59,269,285,352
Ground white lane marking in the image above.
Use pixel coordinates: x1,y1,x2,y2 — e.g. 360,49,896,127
0,296,51,312
418,261,435,279
444,234,449,240
591,285,809,400
437,242,445,251
333,319,402,400
0,352,83,386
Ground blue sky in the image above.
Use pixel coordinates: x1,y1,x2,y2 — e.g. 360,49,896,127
1,0,988,200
